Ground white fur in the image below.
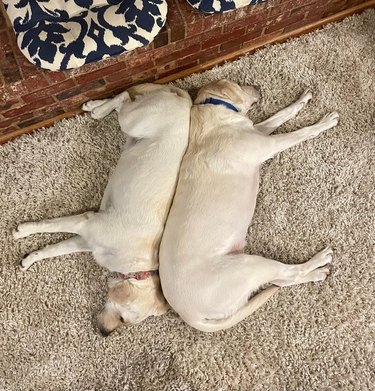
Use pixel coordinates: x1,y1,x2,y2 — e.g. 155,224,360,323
13,83,192,331
159,80,339,332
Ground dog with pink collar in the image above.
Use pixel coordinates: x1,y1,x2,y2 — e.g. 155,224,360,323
13,83,192,335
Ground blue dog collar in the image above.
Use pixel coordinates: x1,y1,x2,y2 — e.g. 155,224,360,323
201,97,239,113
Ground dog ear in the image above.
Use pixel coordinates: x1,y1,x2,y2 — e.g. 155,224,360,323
108,281,135,305
240,86,260,104
153,287,170,316
153,299,170,316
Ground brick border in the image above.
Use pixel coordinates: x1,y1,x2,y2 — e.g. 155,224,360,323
1,0,373,144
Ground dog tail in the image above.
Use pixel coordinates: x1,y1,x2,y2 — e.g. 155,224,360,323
193,285,280,333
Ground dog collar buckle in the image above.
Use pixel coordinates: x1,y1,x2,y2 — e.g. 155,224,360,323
201,97,239,113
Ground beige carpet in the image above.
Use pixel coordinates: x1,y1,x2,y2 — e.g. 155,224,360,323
1,10,374,391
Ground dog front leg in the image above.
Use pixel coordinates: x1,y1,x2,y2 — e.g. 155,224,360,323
13,212,96,239
258,111,339,161
19,236,90,271
254,89,312,135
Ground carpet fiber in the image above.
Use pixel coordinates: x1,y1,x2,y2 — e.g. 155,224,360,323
1,10,374,391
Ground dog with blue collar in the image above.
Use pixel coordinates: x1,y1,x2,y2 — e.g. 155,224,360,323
160,79,339,332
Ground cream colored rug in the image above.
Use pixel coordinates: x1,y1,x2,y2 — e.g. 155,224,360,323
1,10,374,391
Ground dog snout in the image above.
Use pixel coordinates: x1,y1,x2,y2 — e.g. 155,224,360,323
97,320,123,337
96,306,123,337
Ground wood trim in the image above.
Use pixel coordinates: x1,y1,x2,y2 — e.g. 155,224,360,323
0,2,12,28
0,110,82,144
1,0,373,145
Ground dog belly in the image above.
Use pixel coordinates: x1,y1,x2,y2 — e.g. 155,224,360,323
161,170,260,262
223,175,260,255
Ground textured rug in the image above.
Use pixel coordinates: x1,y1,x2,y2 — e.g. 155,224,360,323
1,10,374,391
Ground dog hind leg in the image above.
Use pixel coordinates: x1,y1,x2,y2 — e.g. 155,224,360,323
270,247,333,286
19,236,90,271
13,212,96,239
195,285,279,332
82,91,130,119
188,247,333,331
82,99,111,112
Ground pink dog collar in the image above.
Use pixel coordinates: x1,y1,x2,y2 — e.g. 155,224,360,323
109,270,157,281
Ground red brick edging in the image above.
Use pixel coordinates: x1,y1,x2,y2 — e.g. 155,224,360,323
0,0,369,139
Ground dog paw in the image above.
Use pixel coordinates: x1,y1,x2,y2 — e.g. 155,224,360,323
310,247,333,269
19,256,30,272
318,112,339,128
299,89,312,105
82,100,100,112
90,108,105,120
19,251,38,271
308,266,331,282
12,226,28,240
12,228,20,239
317,266,331,280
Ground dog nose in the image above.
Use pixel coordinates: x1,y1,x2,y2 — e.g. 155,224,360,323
98,327,112,337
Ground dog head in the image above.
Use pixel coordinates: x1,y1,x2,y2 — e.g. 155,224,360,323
194,79,260,113
97,275,169,336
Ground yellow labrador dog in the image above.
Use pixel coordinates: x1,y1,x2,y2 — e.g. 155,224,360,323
159,80,339,332
13,83,192,335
